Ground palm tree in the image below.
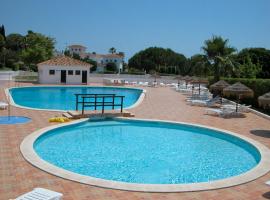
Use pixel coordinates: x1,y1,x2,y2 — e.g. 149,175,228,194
202,36,236,81
109,47,116,54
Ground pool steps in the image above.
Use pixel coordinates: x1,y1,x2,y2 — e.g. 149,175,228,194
62,110,135,119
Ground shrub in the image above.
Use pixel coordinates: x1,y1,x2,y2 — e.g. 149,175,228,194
105,62,117,72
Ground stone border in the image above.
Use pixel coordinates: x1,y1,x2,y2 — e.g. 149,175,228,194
5,85,146,112
20,118,270,192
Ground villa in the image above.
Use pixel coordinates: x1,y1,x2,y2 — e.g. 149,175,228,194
68,44,124,73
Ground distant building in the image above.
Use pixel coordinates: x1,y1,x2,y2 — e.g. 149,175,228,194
38,56,92,84
68,44,124,72
68,44,87,55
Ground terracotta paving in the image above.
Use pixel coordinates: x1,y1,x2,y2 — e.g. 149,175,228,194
1,82,270,200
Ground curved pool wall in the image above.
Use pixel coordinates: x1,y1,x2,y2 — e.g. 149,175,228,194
20,118,270,192
7,86,145,112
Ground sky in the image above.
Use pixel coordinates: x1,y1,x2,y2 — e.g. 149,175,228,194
1,0,270,60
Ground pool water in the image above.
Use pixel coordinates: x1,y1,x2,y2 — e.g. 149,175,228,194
34,119,260,184
9,86,143,111
0,116,31,124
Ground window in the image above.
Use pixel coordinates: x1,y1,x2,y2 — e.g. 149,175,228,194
106,59,108,62
75,70,80,75
68,70,73,75
114,59,117,62
49,70,55,75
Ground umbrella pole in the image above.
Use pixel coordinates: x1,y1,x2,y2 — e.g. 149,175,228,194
220,92,223,104
236,95,240,112
199,83,201,95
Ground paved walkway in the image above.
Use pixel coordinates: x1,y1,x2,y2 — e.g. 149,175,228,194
1,83,270,200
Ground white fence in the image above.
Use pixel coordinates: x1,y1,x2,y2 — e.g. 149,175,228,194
0,71,38,80
89,74,179,84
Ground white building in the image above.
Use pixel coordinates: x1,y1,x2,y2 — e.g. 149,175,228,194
86,53,124,72
37,56,92,84
68,44,87,55
68,44,124,72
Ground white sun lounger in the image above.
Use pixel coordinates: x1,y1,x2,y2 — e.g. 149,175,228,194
15,188,63,200
205,108,245,118
189,96,220,107
0,101,8,109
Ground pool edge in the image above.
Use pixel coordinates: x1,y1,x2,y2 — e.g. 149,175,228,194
5,85,146,112
20,117,270,192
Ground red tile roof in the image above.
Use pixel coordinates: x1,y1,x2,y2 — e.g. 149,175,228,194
68,44,86,49
38,56,92,67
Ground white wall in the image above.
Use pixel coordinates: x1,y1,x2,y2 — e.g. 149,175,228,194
38,65,90,84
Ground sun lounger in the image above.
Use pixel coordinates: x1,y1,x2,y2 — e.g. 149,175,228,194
15,188,63,200
189,96,221,107
159,82,165,87
221,104,251,113
205,108,245,118
0,101,8,110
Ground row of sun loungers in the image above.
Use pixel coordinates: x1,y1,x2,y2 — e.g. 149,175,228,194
124,81,178,87
175,84,251,118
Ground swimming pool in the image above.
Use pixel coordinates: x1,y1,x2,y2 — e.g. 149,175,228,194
21,118,270,192
9,86,144,111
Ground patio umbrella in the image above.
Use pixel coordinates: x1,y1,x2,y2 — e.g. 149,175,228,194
258,92,270,109
174,75,183,87
190,78,209,95
210,80,230,103
223,82,254,112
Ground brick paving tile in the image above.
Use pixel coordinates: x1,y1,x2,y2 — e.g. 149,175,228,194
0,82,270,199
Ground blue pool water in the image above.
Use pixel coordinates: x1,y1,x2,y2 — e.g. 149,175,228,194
0,116,31,124
9,86,142,111
34,119,260,184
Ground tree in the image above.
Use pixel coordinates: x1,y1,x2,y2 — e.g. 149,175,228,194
5,34,25,51
21,30,55,71
105,62,117,72
82,57,97,72
202,35,236,81
72,53,81,60
0,25,6,40
234,48,270,78
128,47,186,74
109,47,116,54
189,54,210,77
235,56,261,78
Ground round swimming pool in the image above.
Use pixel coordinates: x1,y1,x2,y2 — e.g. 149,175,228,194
9,86,144,111
21,118,270,192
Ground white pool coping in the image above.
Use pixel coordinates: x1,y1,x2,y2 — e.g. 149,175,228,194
5,85,146,112
20,117,270,192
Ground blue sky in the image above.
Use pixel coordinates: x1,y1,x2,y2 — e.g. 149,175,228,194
1,0,270,60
